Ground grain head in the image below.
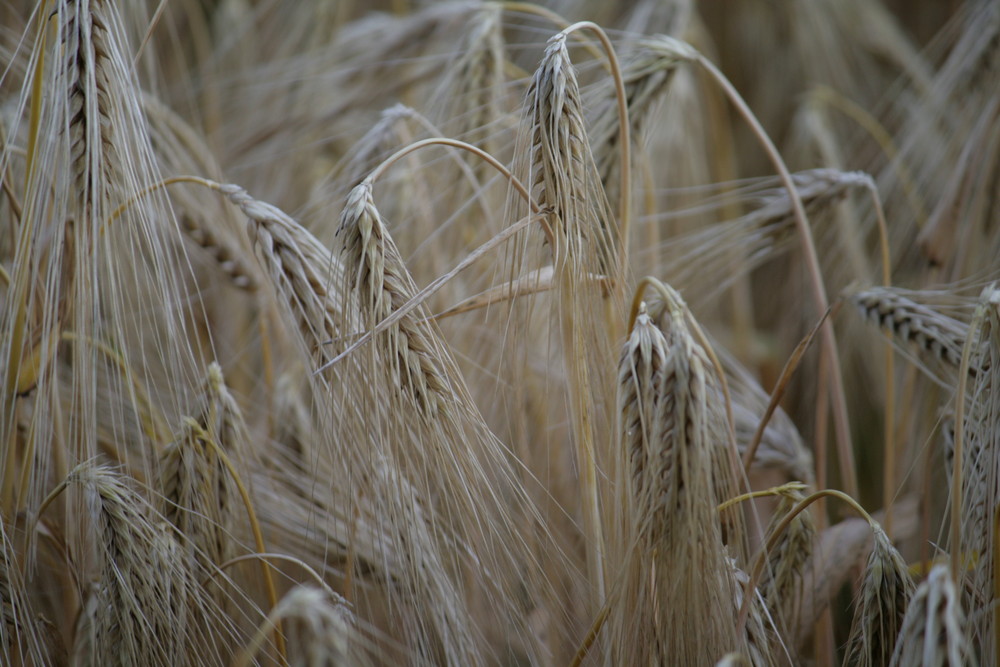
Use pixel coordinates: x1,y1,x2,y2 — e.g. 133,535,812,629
890,564,975,667
844,523,914,667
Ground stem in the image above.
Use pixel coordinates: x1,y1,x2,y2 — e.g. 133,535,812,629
499,3,607,65
205,552,334,597
810,86,928,229
365,138,541,212
743,305,833,472
695,53,857,498
568,602,610,667
866,181,895,536
1,5,52,512
560,291,606,605
717,482,809,513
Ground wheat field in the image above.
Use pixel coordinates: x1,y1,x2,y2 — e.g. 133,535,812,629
0,1,997,665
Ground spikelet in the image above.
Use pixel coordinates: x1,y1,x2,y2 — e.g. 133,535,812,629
729,557,777,666
661,169,866,302
334,180,539,664
178,213,257,291
524,29,625,608
62,0,122,213
616,304,670,542
526,31,620,276
844,524,914,667
590,35,689,203
439,4,508,160
645,286,743,522
0,515,49,665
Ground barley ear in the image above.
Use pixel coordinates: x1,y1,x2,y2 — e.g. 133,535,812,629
761,482,815,643
889,564,975,666
71,464,206,666
844,523,914,666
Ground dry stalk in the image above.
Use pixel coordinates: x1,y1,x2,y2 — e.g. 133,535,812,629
691,41,857,498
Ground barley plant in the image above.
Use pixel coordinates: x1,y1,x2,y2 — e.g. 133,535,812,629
0,0,998,665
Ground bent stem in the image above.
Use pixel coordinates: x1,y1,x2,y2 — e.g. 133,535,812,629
695,53,857,499
809,86,928,229
864,180,896,536
500,3,606,65
207,552,335,597
717,482,809,513
363,137,549,238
